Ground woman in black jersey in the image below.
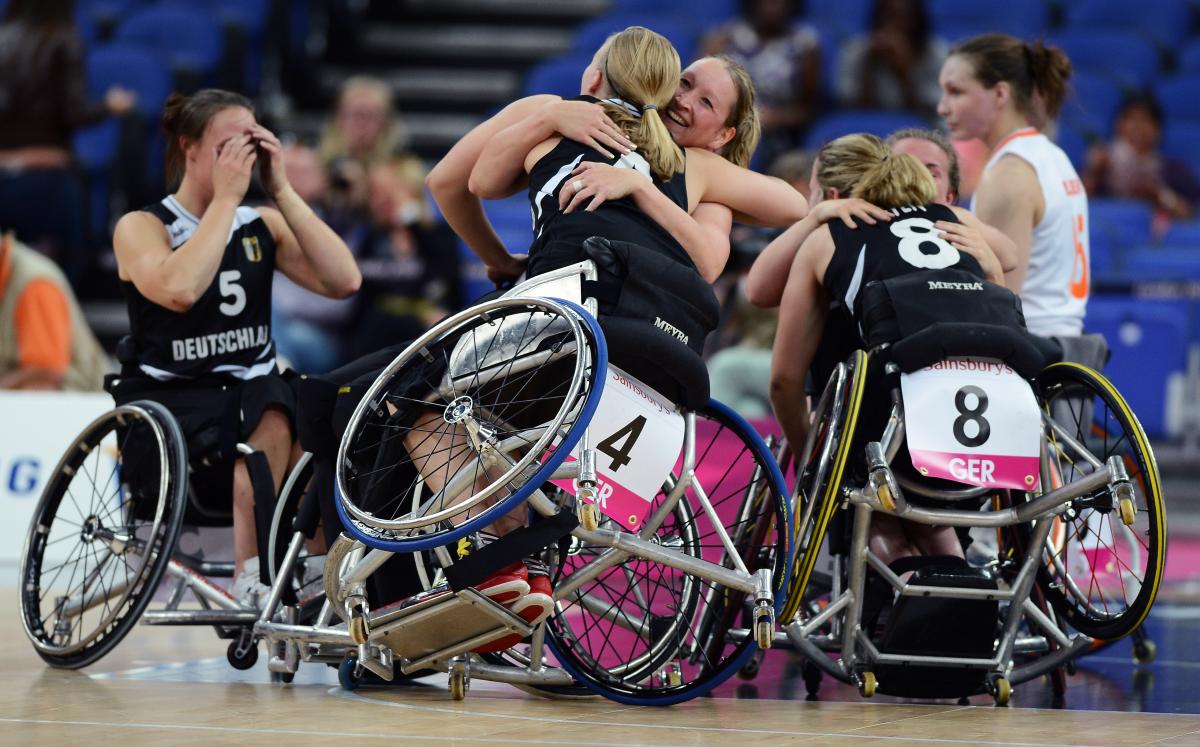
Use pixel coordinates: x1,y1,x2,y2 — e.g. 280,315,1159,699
767,133,1006,563
109,89,361,604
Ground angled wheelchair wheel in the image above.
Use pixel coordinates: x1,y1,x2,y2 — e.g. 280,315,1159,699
546,400,791,705
267,452,325,616
1034,362,1166,641
20,401,187,668
335,297,606,552
781,350,869,623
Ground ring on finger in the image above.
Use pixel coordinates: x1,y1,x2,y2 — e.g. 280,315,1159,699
572,179,584,193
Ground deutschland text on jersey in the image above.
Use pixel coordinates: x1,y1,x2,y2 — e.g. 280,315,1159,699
122,195,277,381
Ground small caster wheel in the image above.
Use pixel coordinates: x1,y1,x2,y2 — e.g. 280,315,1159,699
1119,496,1137,526
802,660,822,698
877,483,896,512
271,671,295,684
450,667,469,700
338,655,362,691
349,609,369,645
579,502,599,531
755,617,774,649
858,671,877,698
739,648,764,680
992,677,1011,706
227,634,258,670
1133,639,1157,665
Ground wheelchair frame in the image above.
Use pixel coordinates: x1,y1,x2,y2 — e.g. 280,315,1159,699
772,353,1155,704
254,262,791,704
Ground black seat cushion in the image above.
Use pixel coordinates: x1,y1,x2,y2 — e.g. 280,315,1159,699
600,315,710,411
860,269,1062,378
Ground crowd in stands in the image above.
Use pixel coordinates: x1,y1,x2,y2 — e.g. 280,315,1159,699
3,0,1200,441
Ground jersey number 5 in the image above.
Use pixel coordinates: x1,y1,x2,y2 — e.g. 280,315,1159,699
218,270,246,316
891,217,960,270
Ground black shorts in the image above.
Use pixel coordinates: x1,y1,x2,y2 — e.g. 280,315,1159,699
107,370,296,463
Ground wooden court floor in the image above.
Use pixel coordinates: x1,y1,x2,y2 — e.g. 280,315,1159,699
3,603,1200,746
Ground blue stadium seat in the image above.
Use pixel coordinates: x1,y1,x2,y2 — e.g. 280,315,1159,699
805,0,873,42
802,110,928,150
85,43,173,117
1053,118,1089,173
523,55,593,98
1154,77,1200,125
926,0,1050,40
117,4,224,85
1051,31,1161,89
1122,246,1200,282
1065,0,1192,48
1088,199,1154,267
612,0,736,27
1160,220,1200,250
1064,72,1123,134
1163,126,1200,178
162,0,270,38
77,0,142,41
1085,296,1189,438
572,14,698,65
1180,40,1200,73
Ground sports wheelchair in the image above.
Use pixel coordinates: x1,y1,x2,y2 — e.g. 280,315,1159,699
19,393,323,673
768,275,1166,705
254,242,795,704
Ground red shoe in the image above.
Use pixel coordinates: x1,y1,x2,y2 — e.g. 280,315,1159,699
473,568,554,654
475,562,528,605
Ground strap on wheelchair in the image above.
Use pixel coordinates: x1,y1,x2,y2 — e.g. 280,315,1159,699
243,449,278,585
443,509,579,593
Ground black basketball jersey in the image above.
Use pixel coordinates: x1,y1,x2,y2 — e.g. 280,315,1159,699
811,203,985,392
122,195,278,381
525,97,691,276
823,203,984,318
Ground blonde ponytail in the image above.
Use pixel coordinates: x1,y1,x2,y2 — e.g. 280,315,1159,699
816,133,937,208
600,27,685,180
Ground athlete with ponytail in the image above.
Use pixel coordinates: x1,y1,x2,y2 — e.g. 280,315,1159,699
938,34,1089,341
108,89,360,606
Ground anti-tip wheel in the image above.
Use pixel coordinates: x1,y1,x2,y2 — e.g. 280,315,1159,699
450,669,469,701
755,618,774,649
993,677,1012,706
227,638,259,671
1134,639,1157,665
349,611,370,646
877,483,896,512
858,671,877,698
1119,496,1137,526
338,655,362,691
579,502,599,532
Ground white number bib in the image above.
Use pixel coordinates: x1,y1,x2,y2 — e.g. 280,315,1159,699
554,365,684,530
900,357,1041,491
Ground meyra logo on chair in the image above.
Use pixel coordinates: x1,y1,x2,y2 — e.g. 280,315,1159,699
900,356,1042,491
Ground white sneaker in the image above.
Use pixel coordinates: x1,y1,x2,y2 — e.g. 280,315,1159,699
230,558,271,609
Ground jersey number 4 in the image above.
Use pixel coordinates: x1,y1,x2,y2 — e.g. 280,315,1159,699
218,270,246,316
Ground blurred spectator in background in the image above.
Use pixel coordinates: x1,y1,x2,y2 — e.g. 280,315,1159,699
0,232,108,391
0,0,135,288
348,155,461,359
835,0,947,116
702,0,822,167
1082,94,1200,221
768,149,816,202
318,76,407,224
272,142,359,373
707,289,777,419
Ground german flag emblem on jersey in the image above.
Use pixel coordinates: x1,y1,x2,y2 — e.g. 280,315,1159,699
242,236,263,262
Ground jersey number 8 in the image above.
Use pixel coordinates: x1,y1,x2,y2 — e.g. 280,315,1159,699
891,217,959,270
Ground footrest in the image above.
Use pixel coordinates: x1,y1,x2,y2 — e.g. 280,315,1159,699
370,587,531,672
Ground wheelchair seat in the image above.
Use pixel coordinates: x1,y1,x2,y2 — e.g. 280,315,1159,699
600,315,710,412
860,269,1063,378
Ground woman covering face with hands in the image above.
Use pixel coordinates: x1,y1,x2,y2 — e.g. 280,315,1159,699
108,89,361,607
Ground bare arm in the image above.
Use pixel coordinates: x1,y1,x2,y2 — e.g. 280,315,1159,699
973,155,1041,292
685,147,808,228
426,95,558,270
954,207,1018,273
770,229,831,450
938,208,1004,284
747,198,893,307
558,161,731,282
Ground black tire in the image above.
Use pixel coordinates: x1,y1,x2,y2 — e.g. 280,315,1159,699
546,399,791,704
19,401,187,668
782,350,869,623
1034,363,1166,641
